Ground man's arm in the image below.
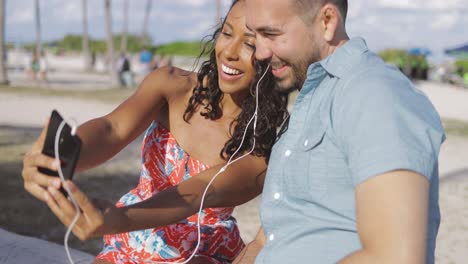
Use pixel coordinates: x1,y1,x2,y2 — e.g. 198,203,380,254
233,228,266,264
338,170,429,264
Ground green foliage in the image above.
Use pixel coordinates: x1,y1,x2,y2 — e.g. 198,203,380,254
50,34,153,54
60,35,83,51
22,43,36,52
455,60,468,75
18,34,208,58
378,48,429,69
378,49,409,66
155,41,208,57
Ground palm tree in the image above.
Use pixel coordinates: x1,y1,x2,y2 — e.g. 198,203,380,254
35,0,42,55
216,0,222,25
105,0,119,86
0,0,8,85
141,0,152,46
82,0,92,71
121,0,128,53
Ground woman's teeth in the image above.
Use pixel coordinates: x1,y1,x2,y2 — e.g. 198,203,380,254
222,64,241,75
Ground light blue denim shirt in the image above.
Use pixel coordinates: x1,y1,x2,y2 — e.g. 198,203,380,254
256,38,445,264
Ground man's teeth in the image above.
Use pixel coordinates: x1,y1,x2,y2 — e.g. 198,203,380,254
222,64,241,75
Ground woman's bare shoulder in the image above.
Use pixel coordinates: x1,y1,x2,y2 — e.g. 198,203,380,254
142,66,198,98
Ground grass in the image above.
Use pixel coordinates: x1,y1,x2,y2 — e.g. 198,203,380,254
0,125,141,255
443,119,468,138
0,85,133,103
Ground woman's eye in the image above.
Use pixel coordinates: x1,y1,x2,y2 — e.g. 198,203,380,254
245,42,255,49
222,31,232,37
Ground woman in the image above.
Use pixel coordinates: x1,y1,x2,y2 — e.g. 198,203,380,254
22,1,288,263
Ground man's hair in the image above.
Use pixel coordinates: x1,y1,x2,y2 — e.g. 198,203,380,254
294,0,348,21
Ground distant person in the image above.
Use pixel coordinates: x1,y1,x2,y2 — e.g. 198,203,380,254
150,55,160,71
26,52,40,81
159,55,173,68
397,56,405,73
117,53,133,88
456,66,464,77
91,51,96,69
139,47,153,76
25,52,47,82
421,57,429,80
410,55,419,79
38,51,48,82
463,72,468,87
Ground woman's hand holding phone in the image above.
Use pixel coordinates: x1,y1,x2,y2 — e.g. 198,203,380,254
44,181,121,240
22,111,120,240
23,109,81,199
22,119,63,201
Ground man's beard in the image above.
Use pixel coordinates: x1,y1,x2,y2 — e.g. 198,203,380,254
272,61,310,93
273,49,319,93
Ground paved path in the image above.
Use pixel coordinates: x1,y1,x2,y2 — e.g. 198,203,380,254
0,228,93,264
0,93,116,127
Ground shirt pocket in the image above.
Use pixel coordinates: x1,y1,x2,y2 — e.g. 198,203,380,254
284,123,328,202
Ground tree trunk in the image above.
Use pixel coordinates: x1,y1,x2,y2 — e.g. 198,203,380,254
216,0,222,25
82,0,92,71
35,0,42,55
0,0,8,85
105,0,119,87
121,0,128,53
141,0,152,46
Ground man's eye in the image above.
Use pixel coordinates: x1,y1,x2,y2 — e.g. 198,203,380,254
263,32,278,38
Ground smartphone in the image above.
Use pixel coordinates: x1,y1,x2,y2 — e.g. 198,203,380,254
38,110,82,196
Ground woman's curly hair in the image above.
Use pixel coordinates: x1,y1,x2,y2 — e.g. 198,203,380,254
183,0,289,162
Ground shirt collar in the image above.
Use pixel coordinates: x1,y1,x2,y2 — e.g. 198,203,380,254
306,37,369,79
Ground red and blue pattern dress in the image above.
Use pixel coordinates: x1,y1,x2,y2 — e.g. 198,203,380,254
96,122,244,263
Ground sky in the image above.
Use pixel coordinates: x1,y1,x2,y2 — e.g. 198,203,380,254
6,0,468,62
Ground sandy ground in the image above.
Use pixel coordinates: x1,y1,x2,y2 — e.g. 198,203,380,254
0,75,467,263
416,80,468,123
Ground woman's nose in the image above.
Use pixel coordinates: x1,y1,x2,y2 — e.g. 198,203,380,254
223,40,241,61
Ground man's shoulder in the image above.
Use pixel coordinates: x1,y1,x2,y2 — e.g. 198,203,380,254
335,54,415,101
330,53,443,134
330,50,441,121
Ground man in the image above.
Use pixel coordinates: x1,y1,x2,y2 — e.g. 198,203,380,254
235,0,445,263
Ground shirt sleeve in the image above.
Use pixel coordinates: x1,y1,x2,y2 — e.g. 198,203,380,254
333,67,446,187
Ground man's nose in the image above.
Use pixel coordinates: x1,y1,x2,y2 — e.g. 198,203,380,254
255,37,273,62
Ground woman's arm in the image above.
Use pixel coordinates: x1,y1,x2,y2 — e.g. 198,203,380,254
233,228,266,264
77,66,195,171
44,154,266,240
23,66,195,201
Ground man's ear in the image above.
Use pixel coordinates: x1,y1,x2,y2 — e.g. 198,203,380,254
319,4,340,42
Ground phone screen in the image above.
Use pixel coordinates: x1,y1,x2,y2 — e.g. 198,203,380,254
38,110,82,196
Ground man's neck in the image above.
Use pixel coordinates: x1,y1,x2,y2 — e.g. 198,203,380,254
321,34,350,60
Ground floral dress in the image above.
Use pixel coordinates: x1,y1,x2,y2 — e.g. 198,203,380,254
96,122,244,263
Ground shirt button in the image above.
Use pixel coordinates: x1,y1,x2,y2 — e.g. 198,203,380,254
269,234,275,241
284,150,291,157
304,140,309,147
273,192,281,200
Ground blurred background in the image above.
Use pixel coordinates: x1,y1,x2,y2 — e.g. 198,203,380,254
0,0,467,263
